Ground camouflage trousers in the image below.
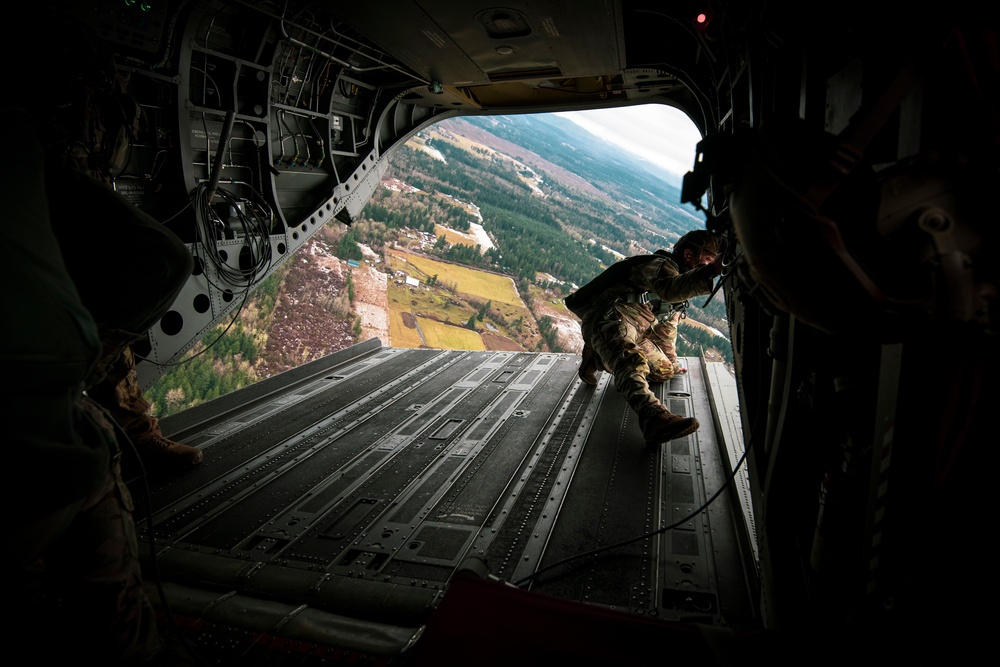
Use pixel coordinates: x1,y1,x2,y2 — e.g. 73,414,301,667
644,312,682,379
587,305,683,428
23,397,161,664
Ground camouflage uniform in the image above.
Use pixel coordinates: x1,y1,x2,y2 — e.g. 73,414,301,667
642,305,683,381
87,345,204,468
5,103,161,663
30,12,202,470
35,398,162,665
89,347,155,437
4,14,194,654
571,249,718,433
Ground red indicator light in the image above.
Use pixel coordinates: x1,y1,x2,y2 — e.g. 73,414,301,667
693,10,713,32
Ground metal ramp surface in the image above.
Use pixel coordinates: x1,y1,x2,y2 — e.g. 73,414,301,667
132,339,756,662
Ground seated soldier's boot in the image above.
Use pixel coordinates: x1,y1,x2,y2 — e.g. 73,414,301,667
578,342,601,385
134,432,204,469
641,410,700,446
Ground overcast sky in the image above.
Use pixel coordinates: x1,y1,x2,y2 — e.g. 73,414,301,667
554,105,703,180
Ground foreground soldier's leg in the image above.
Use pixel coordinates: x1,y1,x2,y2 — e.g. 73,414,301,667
44,399,162,664
88,346,204,469
578,339,602,385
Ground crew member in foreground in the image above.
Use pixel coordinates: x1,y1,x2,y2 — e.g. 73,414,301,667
565,230,723,445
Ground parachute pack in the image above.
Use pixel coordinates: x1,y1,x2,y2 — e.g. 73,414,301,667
564,254,656,319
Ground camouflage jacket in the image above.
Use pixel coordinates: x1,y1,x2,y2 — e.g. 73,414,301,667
566,253,717,326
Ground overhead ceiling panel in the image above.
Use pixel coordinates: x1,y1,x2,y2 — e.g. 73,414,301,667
334,1,625,87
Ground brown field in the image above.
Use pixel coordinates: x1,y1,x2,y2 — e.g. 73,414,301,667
482,331,525,351
434,224,479,248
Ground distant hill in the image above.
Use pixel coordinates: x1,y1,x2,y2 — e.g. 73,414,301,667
442,115,705,252
373,114,709,289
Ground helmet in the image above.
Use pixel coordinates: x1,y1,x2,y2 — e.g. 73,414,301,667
674,230,722,258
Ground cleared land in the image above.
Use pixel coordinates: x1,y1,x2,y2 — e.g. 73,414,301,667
435,224,480,248
386,249,544,352
418,316,486,350
401,252,522,306
389,309,424,348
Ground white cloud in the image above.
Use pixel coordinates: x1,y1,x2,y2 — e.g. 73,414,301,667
554,105,702,179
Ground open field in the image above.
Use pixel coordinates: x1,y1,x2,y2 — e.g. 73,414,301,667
389,289,497,351
385,249,547,351
435,224,480,248
389,309,424,348
399,251,522,306
389,281,473,327
418,316,486,350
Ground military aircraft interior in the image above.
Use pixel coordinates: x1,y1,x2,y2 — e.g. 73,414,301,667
9,1,995,664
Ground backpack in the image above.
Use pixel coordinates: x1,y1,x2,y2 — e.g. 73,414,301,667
564,254,656,318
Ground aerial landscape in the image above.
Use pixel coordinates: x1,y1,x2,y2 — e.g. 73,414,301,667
145,113,732,418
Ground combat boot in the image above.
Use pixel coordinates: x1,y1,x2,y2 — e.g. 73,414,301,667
641,410,700,445
578,342,601,385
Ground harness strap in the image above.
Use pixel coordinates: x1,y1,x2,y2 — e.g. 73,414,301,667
601,297,660,324
623,292,650,304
